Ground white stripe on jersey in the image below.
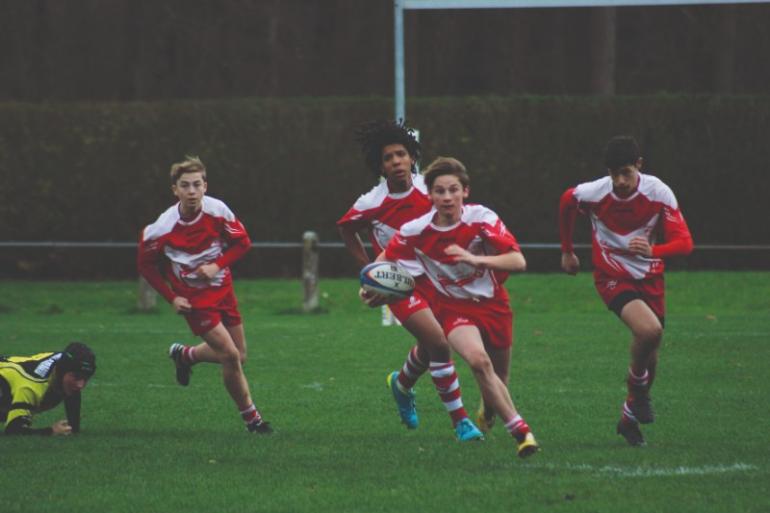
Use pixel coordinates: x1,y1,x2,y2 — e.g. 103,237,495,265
415,247,499,299
351,174,427,212
574,173,678,209
165,242,227,289
399,205,504,299
371,222,398,253
142,196,236,241
590,216,659,279
575,173,678,279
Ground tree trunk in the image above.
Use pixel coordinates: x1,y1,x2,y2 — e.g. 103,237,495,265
714,5,736,93
589,7,616,95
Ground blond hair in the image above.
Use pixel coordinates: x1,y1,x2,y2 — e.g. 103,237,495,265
423,156,470,190
170,156,207,184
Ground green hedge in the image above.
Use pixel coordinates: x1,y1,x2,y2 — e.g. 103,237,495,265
0,96,768,277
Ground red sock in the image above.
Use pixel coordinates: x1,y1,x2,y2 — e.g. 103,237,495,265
240,404,262,425
627,367,649,387
621,401,638,424
397,346,429,390
429,361,469,425
504,414,530,443
182,346,197,364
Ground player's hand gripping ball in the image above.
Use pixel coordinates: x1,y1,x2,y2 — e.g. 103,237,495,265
360,261,415,300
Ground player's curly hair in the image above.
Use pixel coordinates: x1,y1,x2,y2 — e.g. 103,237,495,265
354,119,421,177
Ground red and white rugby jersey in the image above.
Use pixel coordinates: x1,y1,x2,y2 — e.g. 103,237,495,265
559,172,693,280
337,173,432,255
384,204,521,301
137,196,251,308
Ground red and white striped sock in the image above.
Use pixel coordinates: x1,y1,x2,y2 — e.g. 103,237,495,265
627,367,650,387
240,404,263,425
504,414,531,443
182,346,197,364
396,346,429,392
429,361,469,425
621,401,638,424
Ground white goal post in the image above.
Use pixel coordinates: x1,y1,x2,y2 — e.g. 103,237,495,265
393,0,769,120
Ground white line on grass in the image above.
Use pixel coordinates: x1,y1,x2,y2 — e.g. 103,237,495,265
526,462,758,478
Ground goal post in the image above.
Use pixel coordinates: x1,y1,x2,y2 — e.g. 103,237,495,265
394,0,769,120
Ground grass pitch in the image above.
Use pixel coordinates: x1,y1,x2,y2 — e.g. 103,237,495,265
0,272,768,513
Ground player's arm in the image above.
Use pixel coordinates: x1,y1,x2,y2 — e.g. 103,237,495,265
629,206,694,258
64,393,82,434
137,235,191,313
652,206,694,257
137,234,177,304
448,215,526,272
4,396,71,436
445,245,526,272
559,188,581,275
197,218,252,279
338,221,371,268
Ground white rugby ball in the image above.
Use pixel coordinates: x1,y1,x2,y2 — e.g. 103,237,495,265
360,261,415,299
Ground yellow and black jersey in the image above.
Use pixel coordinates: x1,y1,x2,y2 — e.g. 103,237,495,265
0,352,80,435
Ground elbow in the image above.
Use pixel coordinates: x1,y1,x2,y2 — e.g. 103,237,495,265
684,237,694,255
516,253,527,272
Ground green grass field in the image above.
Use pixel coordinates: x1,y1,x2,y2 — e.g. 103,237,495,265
1,272,768,513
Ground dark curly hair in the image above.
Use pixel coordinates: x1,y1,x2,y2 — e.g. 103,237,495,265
354,119,421,177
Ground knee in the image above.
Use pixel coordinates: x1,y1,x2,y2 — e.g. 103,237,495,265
219,347,242,367
466,352,494,377
239,349,247,365
636,324,663,346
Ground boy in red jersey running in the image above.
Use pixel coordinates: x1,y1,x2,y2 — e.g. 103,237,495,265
559,136,693,446
339,121,482,441
137,156,271,434
380,156,539,458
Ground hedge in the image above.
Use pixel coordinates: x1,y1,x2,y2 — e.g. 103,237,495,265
0,95,767,277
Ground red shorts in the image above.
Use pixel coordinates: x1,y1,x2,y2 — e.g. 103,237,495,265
183,289,243,336
594,273,665,323
436,296,513,350
389,277,436,323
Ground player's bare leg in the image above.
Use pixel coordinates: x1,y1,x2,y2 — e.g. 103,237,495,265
620,299,662,424
449,326,537,456
169,325,247,383
403,312,450,360
201,323,271,433
391,310,478,437
617,299,662,445
184,324,247,364
478,345,511,432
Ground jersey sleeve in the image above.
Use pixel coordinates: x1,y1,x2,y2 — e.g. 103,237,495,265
4,387,51,436
136,229,177,303
559,188,579,253
481,217,521,254
651,205,694,258
336,204,374,229
214,215,251,269
383,230,415,262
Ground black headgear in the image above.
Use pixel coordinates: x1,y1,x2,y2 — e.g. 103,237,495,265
59,342,96,378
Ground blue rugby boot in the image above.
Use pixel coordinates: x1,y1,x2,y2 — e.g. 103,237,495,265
455,417,484,442
386,371,418,429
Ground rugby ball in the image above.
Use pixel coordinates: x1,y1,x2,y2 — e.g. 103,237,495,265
360,261,415,299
